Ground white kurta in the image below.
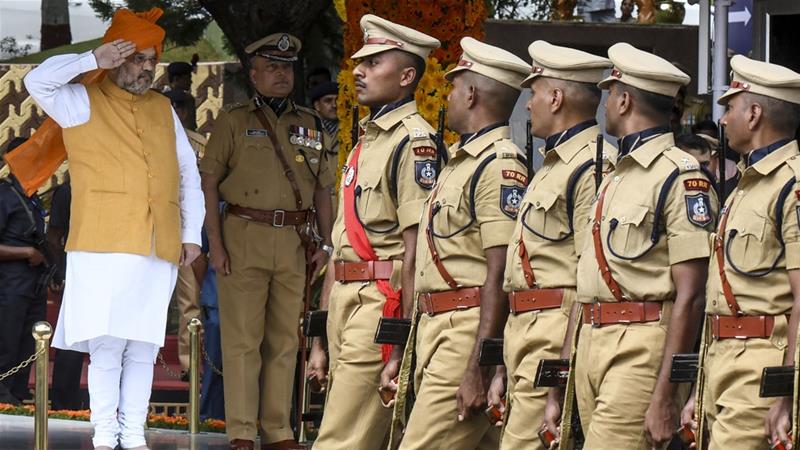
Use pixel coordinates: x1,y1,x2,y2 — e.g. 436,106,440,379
24,52,205,355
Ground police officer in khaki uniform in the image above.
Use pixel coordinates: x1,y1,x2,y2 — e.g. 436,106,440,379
200,33,335,450
682,56,800,450
309,81,341,215
491,41,613,450
571,43,717,449
392,37,529,450
310,15,440,450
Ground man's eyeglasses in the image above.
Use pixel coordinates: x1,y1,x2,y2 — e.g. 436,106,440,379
129,53,158,67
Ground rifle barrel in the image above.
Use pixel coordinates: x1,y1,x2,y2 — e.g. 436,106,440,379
718,122,727,209
525,120,533,179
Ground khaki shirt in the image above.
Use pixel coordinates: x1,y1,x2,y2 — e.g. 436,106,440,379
415,125,527,294
200,98,335,210
706,140,800,316
504,124,607,291
331,101,437,262
577,132,718,302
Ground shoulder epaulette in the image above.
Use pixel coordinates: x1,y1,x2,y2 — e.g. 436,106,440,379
400,114,436,144
494,140,521,159
783,154,800,181
662,146,702,174
223,102,248,112
295,104,320,117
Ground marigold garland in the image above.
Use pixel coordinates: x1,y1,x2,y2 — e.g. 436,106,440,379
0,403,226,433
335,1,488,174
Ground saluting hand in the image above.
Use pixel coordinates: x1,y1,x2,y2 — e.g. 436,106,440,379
93,39,136,69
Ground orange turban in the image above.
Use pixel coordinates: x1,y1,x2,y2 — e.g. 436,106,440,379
103,8,166,59
4,8,165,195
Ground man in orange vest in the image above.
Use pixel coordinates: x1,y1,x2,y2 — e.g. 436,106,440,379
23,8,205,450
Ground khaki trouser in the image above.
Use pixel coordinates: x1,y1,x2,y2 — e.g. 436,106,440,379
703,321,787,450
313,280,394,450
500,290,573,450
398,306,500,450
574,302,679,450
176,264,201,372
217,214,305,443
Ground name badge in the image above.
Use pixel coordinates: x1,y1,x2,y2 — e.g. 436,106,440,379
246,129,268,137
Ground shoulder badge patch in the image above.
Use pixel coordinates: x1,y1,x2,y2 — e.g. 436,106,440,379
502,170,528,185
413,146,438,157
246,129,268,137
415,160,437,189
501,185,524,219
684,178,710,192
685,193,712,227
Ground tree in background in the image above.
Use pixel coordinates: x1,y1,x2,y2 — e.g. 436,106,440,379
486,0,551,21
89,0,212,47
88,0,342,100
41,0,72,50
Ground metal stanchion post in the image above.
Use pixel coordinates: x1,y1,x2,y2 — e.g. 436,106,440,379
33,321,52,450
188,317,202,434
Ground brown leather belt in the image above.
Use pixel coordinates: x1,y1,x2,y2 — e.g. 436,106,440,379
333,260,393,282
508,289,563,314
710,314,777,339
418,287,481,316
227,204,308,227
582,301,662,327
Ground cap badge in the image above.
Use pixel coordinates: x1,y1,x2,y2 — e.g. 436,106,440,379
278,34,290,52
730,80,751,91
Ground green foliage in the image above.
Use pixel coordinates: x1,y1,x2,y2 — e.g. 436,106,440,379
4,36,234,63
486,0,551,20
0,37,32,59
89,0,212,47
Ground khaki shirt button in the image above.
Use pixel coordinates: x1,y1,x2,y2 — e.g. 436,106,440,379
148,172,153,179
620,216,626,222
535,201,540,207
420,271,424,276
137,129,143,135
712,300,717,306
738,190,744,196
147,198,153,204
133,106,138,112
613,176,620,182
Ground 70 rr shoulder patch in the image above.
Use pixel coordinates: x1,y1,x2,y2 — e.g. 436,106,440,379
501,185,524,219
685,193,712,227
415,160,437,189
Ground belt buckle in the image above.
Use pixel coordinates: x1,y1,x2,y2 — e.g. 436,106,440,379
591,304,601,328
422,294,434,316
272,210,286,227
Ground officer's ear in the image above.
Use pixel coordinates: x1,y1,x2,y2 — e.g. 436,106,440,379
616,86,633,117
465,84,478,109
744,98,765,132
550,87,565,114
